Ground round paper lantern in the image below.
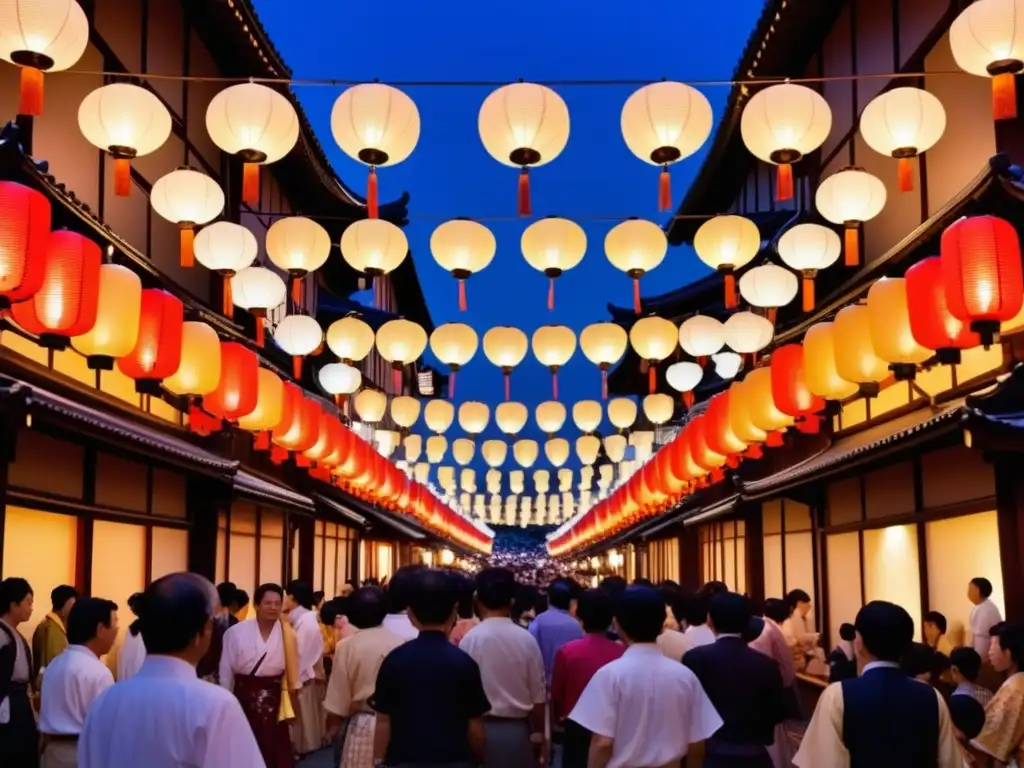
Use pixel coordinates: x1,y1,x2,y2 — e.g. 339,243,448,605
79,84,172,197
532,325,576,399
802,322,860,400
307,411,344,465
713,351,744,380
414,462,430,484
460,468,477,492
941,215,1024,346
403,434,423,464
514,439,539,468
478,82,569,216
739,263,798,322
950,0,1024,120
426,436,448,463
274,314,323,380
576,435,601,466
0,182,50,308
722,311,774,354
509,470,525,494
236,368,286,432
193,222,258,316
833,305,890,396
376,319,428,393
867,277,932,379
266,216,331,309
643,393,675,425
688,415,726,473
317,362,362,406
694,215,761,308
453,438,476,466
70,263,141,369
231,267,285,347
340,218,409,298
331,83,420,218
391,395,421,431
495,402,529,436
679,314,725,362
860,87,946,191
745,366,795,443
771,344,826,433
666,361,703,408
604,219,668,314
326,315,375,364
483,326,528,401
354,389,387,424
203,342,259,423
705,391,747,458
580,322,629,399
727,377,769,447
740,83,832,201
776,223,842,310
816,167,886,267
162,321,221,398
521,217,587,309
545,438,570,468
629,316,678,394
430,219,496,311
424,399,455,434
534,469,552,494
206,82,299,204
905,256,981,364
458,401,490,435
11,230,101,348
273,394,320,453
536,401,567,435
607,397,638,430
572,400,603,434
604,434,627,463
482,440,508,469
620,81,713,211
149,167,224,267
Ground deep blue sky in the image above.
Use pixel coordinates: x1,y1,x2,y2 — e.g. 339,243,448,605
255,0,763,501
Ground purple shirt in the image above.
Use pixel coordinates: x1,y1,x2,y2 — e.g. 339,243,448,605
529,608,585,684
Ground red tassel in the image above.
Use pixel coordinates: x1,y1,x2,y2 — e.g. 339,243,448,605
845,226,860,267
334,394,344,409
697,356,708,369
255,317,265,347
19,66,43,116
393,366,402,394
242,162,260,205
293,356,303,380
518,168,531,217
504,373,511,402
552,371,559,401
726,455,740,469
367,167,379,219
745,444,763,460
295,454,311,468
993,72,1018,121
458,279,467,312
796,414,822,435
270,446,288,465
448,371,456,399
601,369,608,400
291,276,303,309
222,274,233,317
683,391,695,409
711,468,725,484
658,166,672,212
724,273,737,309
767,307,778,325
114,158,131,197
648,364,657,394
898,157,914,192
180,227,194,268
547,278,555,311
254,431,271,451
802,275,815,312
766,431,785,447
776,164,794,201
633,278,642,315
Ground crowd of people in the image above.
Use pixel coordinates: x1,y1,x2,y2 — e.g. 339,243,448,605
0,565,1022,767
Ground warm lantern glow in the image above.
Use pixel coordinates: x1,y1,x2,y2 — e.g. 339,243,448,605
572,400,603,434
317,362,362,404
70,263,141,369
905,256,981,363
272,393,319,453
236,368,286,432
950,0,1024,120
376,319,428,393
860,87,946,191
604,434,627,463
113,289,182,392
389,395,420,430
802,323,860,400
607,397,638,430
740,83,832,201
495,402,529,436
424,399,455,434
203,342,259,423
545,438,570,468
162,321,221,397
713,351,744,380
460,469,476,492
150,168,225,267
629,316,678,394
453,438,476,466
771,344,826,432
536,400,567,435
678,314,725,361
514,439,539,468
532,325,576,399
478,82,570,216
534,469,552,494
666,361,702,408
832,304,894,395
694,215,761,308
274,314,323,380
722,311,774,354
643,393,674,425
509,470,525,494
744,366,795,439
266,217,331,307
776,223,842,310
193,222,258,316
867,277,931,379
739,263,798,322
404,435,423,464
816,168,886,267
482,440,508,468
620,81,713,211
326,315,375,363
483,326,528,401
728,377,769,447
354,389,387,423
430,219,496,311
426,436,448,463
414,462,430,484
580,322,629,399
521,217,587,310
331,83,420,218
458,401,490,434
340,218,409,285
0,182,50,307
705,391,747,457
231,267,286,347
604,219,668,314
575,435,601,466
630,430,655,462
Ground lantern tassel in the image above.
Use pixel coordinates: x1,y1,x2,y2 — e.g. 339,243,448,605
766,431,785,448
898,157,914,192
724,273,737,309
18,66,43,116
776,164,794,201
547,278,555,311
334,394,344,409
393,366,402,394
291,276,303,309
993,72,1018,121
254,431,271,451
658,166,672,212
518,168,531,217
844,225,860,267
367,167,379,219
601,369,608,400
113,158,132,197
458,279,467,312
504,373,511,402
552,371,559,401
802,275,815,312
683,391,695,409
255,317,265,347
448,371,456,399
180,227,195,268
293,356,303,380
633,278,642,315
648,364,657,395
222,274,233,317
242,162,260,205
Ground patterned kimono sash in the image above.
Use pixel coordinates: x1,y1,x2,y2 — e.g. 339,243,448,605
234,651,295,768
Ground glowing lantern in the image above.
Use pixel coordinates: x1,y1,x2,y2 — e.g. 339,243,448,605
326,315,375,364
740,83,832,201
424,399,455,434
558,469,573,493
666,361,702,408
70,263,141,369
604,434,627,463
572,400,603,434
687,412,725,475
376,319,428,394
453,438,476,466
354,389,387,424
643,393,675,425
535,466,554,494
0,182,50,307
605,219,667,314
816,168,886,267
274,314,323,380
941,215,1024,347
832,304,892,396
607,397,638,430
203,342,259,423
483,326,528,401
391,396,421,431
429,322,478,398
521,217,587,310
430,219,496,311
113,289,183,392
514,439,539,469
580,322,629,399
950,0,1024,120
802,323,860,400
574,435,599,466
458,401,490,435
482,440,508,468
414,462,430,484
620,81,713,211
149,168,224,267
776,223,842,311
206,82,298,205
598,464,615,489
510,470,525,494
860,87,946,191
231,266,287,347
630,430,655,462
866,277,931,380
532,325,576,399
237,368,285,432
162,321,221,398
536,401,567,435
694,215,761,308
722,311,774,355
770,344,826,433
745,366,795,442
266,216,330,310
905,256,981,363
705,391,747,458
404,434,423,464
318,362,361,407
478,82,569,216
273,394,320,454
331,83,420,218
460,468,476,492
426,436,448,463
629,316,678,394
340,219,409,304
495,402,528,436
193,222,258,317
714,351,744,380
739,263,798,322
728,377,768,448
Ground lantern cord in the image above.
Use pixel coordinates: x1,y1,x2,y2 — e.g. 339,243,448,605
633,279,642,315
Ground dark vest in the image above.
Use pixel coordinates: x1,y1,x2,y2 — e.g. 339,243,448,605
842,666,939,768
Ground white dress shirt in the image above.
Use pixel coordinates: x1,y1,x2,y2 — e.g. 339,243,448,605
684,623,717,649
39,645,113,735
288,607,323,685
657,628,694,661
460,616,546,719
219,619,286,692
570,644,723,768
382,612,419,641
78,655,266,768
117,630,147,682
969,598,1002,656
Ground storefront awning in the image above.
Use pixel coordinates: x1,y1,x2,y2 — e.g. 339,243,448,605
314,493,367,527
343,497,427,540
235,470,315,514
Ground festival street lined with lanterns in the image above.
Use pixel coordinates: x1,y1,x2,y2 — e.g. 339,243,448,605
2,0,1024,767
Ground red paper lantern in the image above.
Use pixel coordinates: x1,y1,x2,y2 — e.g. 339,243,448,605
704,391,747,462
0,182,51,308
687,414,726,477
11,229,101,348
941,215,1024,347
203,342,259,422
906,256,982,364
771,344,827,432
273,394,320,454
116,289,183,392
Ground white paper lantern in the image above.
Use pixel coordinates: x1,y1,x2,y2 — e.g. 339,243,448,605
430,219,496,311
859,87,946,191
274,314,323,378
326,316,375,364
521,217,587,309
150,167,225,268
194,222,258,316
231,267,286,347
950,0,1024,120
694,215,761,309
605,219,668,314
678,314,725,359
815,167,886,267
776,223,842,311
739,263,798,321
723,311,774,354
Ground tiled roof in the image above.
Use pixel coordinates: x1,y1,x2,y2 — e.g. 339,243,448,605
236,470,315,513
314,493,368,527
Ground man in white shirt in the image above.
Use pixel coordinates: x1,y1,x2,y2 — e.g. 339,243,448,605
381,565,424,642
684,594,717,650
0,576,36,768
78,572,265,768
38,598,118,768
460,567,548,767
657,592,697,661
285,579,324,756
967,576,1002,656
570,586,723,768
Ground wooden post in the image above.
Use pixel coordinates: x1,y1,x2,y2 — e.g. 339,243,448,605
678,526,701,593
994,453,1024,621
187,476,230,581
297,515,315,586
743,502,766,606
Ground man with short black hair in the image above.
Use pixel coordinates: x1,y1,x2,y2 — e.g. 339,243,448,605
32,585,77,683
684,592,717,649
383,565,426,641
658,591,695,660
967,576,1002,657
529,579,584,685
949,646,991,707
78,572,263,768
923,610,953,656
38,598,117,768
0,576,36,767
197,581,241,682
285,579,325,756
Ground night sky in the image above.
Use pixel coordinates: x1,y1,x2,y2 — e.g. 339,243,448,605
254,0,763,504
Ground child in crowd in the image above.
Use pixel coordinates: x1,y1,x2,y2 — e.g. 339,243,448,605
828,622,857,682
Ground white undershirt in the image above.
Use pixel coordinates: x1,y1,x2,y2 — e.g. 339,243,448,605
219,619,285,692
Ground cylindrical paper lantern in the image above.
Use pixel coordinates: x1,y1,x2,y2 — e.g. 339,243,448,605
115,289,183,394
237,368,286,432
867,277,931,380
70,263,141,369
0,181,50,308
802,322,860,401
905,256,981,364
203,342,259,423
833,304,892,396
162,321,222,397
771,344,826,433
